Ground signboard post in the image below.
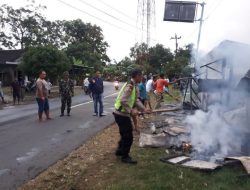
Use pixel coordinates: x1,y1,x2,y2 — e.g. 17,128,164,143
163,1,205,65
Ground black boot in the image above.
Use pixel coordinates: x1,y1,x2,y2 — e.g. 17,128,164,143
115,150,123,156
121,156,137,164
67,109,70,116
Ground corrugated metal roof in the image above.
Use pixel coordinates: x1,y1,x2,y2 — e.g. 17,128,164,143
0,49,24,65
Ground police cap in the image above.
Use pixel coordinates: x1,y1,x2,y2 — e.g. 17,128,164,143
130,69,142,78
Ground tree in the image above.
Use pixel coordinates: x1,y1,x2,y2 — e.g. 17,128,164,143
148,44,174,73
19,46,71,81
130,43,149,65
64,20,110,68
0,3,46,49
165,44,194,79
40,20,66,48
117,56,134,67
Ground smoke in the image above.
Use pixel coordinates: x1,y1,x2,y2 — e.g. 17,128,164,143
186,104,249,162
185,40,250,162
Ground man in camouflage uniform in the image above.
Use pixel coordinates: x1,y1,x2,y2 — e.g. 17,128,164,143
59,71,74,116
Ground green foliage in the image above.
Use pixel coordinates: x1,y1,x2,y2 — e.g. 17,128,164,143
19,46,71,81
64,20,110,68
0,3,110,71
148,45,170,74
165,44,194,78
148,44,174,71
130,43,149,65
0,3,46,49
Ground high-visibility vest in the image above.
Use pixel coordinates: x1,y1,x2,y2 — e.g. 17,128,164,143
114,82,136,113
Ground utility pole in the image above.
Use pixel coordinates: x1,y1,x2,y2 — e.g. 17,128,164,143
196,2,205,62
170,33,181,55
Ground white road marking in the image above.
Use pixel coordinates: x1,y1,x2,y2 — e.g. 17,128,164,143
71,92,118,109
0,169,10,176
16,148,40,163
104,92,118,98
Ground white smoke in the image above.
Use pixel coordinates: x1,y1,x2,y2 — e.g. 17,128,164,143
185,40,250,162
185,104,249,162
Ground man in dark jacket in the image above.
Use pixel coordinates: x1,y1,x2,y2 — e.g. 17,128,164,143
11,78,21,105
89,70,105,117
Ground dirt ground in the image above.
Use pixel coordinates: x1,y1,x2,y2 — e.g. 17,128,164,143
18,113,150,190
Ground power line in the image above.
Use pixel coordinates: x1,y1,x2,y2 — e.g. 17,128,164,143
77,0,136,29
205,0,224,20
56,0,158,45
56,0,135,34
182,0,223,44
95,0,135,21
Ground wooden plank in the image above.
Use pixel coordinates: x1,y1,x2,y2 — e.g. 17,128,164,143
168,156,191,164
181,160,220,170
227,157,250,174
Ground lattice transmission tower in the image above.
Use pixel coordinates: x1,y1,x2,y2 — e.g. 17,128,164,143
136,0,156,47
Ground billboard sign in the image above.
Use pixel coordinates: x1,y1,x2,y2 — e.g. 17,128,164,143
164,1,197,23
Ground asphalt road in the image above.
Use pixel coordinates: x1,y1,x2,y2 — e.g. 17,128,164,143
0,82,118,190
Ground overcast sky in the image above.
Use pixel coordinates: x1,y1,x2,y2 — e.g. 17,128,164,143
1,0,250,62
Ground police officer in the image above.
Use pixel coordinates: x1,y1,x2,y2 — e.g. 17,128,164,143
59,71,74,116
113,69,151,164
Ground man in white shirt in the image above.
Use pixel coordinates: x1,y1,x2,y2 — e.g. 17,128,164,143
145,75,157,109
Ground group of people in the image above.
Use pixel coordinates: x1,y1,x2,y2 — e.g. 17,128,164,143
17,68,175,165
0,79,24,105
0,77,52,105
136,73,178,112
35,70,105,122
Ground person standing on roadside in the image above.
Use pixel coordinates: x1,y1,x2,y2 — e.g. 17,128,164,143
59,71,74,117
83,77,90,95
89,70,105,117
0,80,6,103
11,78,21,105
36,70,51,122
113,69,152,164
47,79,52,95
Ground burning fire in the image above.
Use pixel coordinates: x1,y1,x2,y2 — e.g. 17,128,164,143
182,142,192,153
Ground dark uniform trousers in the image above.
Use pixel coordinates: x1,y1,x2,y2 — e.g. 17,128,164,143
61,95,72,114
113,113,133,158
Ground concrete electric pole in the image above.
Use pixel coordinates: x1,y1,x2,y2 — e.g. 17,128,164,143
170,33,181,55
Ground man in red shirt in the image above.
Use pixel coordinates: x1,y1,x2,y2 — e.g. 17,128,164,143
154,74,169,109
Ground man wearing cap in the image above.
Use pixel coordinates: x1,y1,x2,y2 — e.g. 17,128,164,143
113,69,151,164
59,71,74,116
